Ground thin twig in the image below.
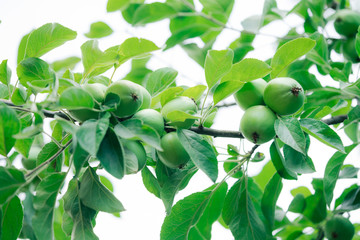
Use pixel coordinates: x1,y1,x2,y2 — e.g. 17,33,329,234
25,139,72,180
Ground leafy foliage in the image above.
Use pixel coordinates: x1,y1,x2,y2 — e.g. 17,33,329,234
0,0,359,239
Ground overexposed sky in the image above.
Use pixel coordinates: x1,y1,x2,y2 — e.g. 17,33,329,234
1,0,359,239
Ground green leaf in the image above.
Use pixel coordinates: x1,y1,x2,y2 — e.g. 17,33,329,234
51,56,81,72
288,70,322,90
288,194,306,213
0,103,20,156
221,58,271,83
0,167,25,206
338,186,360,211
85,21,113,39
36,142,63,178
253,160,276,190
274,117,306,155
283,134,315,174
79,167,125,213
132,2,177,25
261,173,283,229
63,179,98,240
59,86,94,109
222,177,267,240
32,173,66,240
165,110,199,123
188,183,228,239
141,166,161,198
181,85,207,101
335,184,358,209
300,118,345,153
200,0,234,21
158,161,198,214
270,37,316,78
165,25,210,50
303,181,327,224
0,60,11,86
323,144,357,206
213,81,244,105
114,118,162,150
76,117,109,156
177,129,218,182
72,143,90,177
161,182,227,240
107,0,130,12
339,165,359,179
146,67,178,96
204,49,233,89
17,23,77,63
269,140,297,180
96,129,125,179
17,57,54,89
104,37,159,67
356,26,360,57
290,186,312,197
0,196,23,240
81,40,116,78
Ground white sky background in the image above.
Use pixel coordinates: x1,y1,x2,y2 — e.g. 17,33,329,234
0,0,360,239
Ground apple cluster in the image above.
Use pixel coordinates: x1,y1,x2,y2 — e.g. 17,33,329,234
60,80,198,170
334,9,360,63
235,77,305,144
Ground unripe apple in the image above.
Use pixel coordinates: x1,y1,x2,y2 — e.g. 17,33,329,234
334,9,360,37
122,139,147,174
161,96,197,129
342,38,360,63
325,215,354,240
233,79,267,110
240,105,277,144
138,85,151,110
133,109,165,136
263,77,305,116
157,132,190,168
105,80,143,118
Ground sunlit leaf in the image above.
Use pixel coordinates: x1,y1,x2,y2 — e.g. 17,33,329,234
17,23,77,63
271,38,316,78
85,21,113,39
204,49,233,89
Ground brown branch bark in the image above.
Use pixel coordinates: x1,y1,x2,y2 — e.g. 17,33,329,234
1,99,349,139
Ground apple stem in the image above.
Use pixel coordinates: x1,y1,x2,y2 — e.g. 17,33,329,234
291,87,302,97
131,93,139,101
252,132,259,143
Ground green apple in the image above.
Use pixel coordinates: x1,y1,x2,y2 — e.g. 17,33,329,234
157,132,190,168
122,139,147,174
161,96,197,129
133,109,165,136
263,77,305,116
334,9,360,37
233,79,267,110
138,85,151,110
325,215,354,240
240,105,277,144
342,38,360,63
105,80,143,118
